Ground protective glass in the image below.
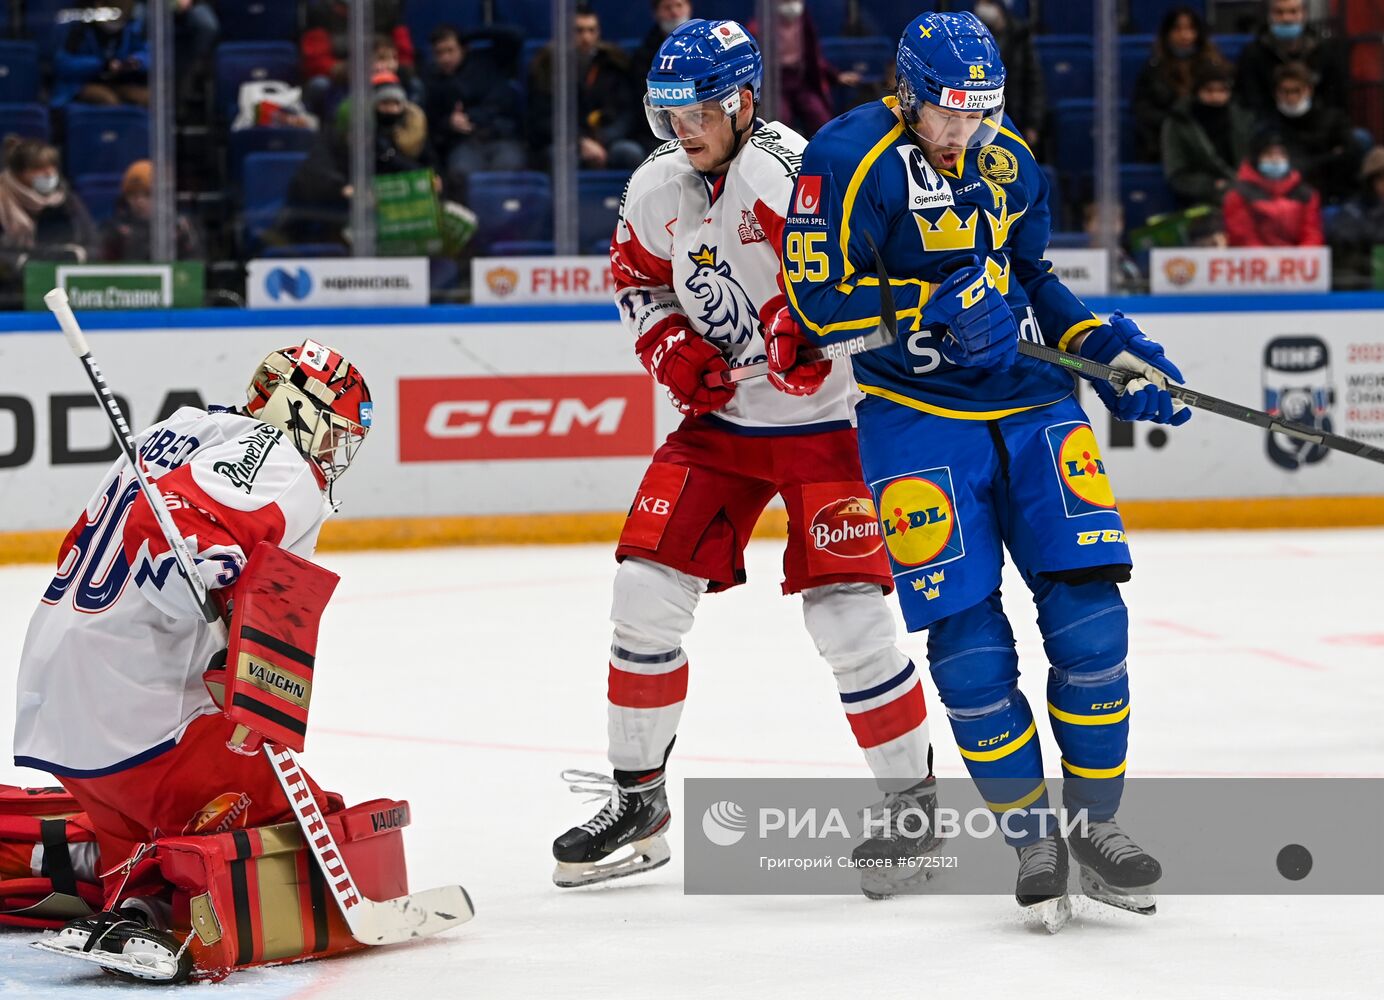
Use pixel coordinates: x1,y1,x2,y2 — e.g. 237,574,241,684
644,89,741,141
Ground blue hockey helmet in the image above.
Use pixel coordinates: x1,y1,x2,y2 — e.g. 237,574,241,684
896,11,1006,152
644,19,762,141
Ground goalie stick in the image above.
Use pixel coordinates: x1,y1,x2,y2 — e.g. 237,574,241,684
710,266,1384,465
42,289,475,951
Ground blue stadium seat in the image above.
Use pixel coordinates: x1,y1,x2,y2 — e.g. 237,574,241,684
75,173,124,224
1038,0,1093,35
1035,36,1094,101
1046,232,1091,250
0,41,40,104
1119,36,1153,102
495,0,550,38
214,42,300,120
1215,34,1253,64
490,240,554,257
521,38,548,77
227,127,316,188
1128,0,1203,35
64,106,149,186
0,103,50,141
469,171,553,252
1051,98,1136,184
578,170,631,252
820,36,895,85
24,0,71,53
1120,164,1176,232
242,150,307,252
405,0,485,54
217,0,301,42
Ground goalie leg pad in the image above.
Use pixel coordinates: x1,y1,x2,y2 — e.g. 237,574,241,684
0,786,103,928
224,542,340,753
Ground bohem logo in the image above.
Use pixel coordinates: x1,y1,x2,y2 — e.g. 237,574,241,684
265,267,313,301
702,801,747,846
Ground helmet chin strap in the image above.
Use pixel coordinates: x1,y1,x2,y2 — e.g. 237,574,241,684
707,93,756,173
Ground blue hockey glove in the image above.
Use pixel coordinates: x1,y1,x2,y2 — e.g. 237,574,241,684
1077,311,1191,426
922,257,1018,372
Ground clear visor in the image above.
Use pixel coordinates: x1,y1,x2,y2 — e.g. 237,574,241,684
898,77,1005,151
644,88,741,141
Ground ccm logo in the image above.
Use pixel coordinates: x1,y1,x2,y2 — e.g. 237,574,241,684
399,374,655,462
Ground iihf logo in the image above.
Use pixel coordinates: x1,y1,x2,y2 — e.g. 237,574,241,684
702,801,748,846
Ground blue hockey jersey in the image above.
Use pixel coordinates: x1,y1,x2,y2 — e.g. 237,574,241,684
783,97,1102,418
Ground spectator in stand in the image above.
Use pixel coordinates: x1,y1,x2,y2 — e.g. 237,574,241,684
972,0,1044,151
1132,5,1228,163
1266,61,1361,205
1326,147,1384,287
634,0,693,78
302,1,414,116
55,0,149,108
0,138,97,295
424,24,526,200
750,2,861,140
528,4,644,170
279,72,433,246
1234,0,1348,116
375,33,423,105
101,160,202,262
131,1,220,111
1162,63,1257,206
1222,130,1323,246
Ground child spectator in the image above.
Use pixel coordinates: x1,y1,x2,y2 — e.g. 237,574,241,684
0,137,97,294
375,33,423,105
1132,5,1228,163
1266,61,1361,204
55,0,149,108
1326,146,1384,287
1162,64,1257,206
424,25,525,200
101,160,202,262
1234,0,1348,116
1222,131,1323,246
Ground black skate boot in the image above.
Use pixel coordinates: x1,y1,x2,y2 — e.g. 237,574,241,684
852,775,944,900
33,900,194,983
1015,834,1071,933
1068,818,1161,916
552,767,672,887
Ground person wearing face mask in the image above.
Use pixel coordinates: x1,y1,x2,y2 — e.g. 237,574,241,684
0,137,97,297
101,160,201,263
1233,0,1347,116
1222,130,1323,247
972,0,1045,152
1161,63,1257,206
1267,61,1360,204
1132,5,1228,163
748,2,862,139
633,0,696,152
54,0,149,109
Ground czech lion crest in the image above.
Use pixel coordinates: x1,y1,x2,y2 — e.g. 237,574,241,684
685,244,757,347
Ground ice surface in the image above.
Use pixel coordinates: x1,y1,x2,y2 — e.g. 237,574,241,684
1,531,1380,998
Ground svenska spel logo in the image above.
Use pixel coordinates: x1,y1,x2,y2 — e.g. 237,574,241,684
702,801,748,846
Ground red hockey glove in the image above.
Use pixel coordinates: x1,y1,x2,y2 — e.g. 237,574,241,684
764,300,830,396
636,320,735,417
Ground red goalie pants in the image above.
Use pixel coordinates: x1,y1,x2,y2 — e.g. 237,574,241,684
58,713,332,891
615,416,893,594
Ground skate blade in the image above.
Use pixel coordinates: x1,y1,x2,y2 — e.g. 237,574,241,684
1022,893,1072,934
859,866,937,900
1078,867,1157,915
553,834,671,888
32,927,189,983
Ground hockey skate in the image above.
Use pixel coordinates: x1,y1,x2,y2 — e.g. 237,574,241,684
552,769,671,888
1068,819,1161,916
852,776,945,900
32,901,194,984
1015,835,1071,933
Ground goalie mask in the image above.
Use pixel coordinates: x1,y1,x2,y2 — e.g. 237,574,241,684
245,340,372,488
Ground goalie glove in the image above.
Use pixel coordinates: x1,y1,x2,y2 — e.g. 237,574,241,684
635,319,735,417
762,296,830,396
1077,312,1192,426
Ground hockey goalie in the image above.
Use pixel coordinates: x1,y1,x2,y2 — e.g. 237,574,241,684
3,340,465,982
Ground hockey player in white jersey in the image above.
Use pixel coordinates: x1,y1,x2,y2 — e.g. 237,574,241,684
553,19,940,896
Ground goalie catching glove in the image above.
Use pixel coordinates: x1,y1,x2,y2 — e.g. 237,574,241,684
1075,312,1192,426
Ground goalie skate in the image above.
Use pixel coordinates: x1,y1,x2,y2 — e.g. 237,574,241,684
32,914,195,984
553,770,672,888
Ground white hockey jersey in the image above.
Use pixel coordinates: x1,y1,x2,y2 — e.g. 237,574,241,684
13,407,331,776
612,122,857,432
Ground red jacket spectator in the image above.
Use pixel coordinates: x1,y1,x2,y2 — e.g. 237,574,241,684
301,1,413,82
1222,156,1323,247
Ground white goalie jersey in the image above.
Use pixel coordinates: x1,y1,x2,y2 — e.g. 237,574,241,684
611,122,857,432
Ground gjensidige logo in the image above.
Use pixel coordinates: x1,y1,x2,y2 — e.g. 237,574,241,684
701,801,748,846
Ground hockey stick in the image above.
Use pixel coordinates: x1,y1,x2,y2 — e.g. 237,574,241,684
1015,339,1384,466
45,290,475,946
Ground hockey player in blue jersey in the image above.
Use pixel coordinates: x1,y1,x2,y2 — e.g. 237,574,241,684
781,10,1188,931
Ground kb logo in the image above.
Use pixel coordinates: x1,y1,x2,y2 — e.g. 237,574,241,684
702,801,748,847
